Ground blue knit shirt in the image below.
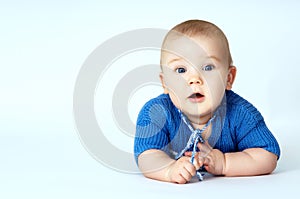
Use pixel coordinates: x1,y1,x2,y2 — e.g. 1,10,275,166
134,90,280,164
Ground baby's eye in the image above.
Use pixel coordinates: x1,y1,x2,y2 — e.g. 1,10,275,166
202,65,214,71
175,67,186,73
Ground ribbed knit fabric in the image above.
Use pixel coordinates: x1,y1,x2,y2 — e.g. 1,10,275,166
134,90,281,164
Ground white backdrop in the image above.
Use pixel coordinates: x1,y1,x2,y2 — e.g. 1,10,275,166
1,0,300,198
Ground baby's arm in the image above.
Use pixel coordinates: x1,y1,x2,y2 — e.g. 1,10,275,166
138,149,198,184
186,144,277,176
221,148,277,176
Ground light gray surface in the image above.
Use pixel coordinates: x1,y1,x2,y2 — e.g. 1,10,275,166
1,124,298,199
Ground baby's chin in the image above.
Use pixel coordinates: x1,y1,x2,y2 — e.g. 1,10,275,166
182,107,214,120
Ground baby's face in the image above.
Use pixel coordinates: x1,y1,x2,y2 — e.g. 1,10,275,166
160,35,235,124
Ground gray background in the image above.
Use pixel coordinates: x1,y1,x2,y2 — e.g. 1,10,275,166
1,0,299,198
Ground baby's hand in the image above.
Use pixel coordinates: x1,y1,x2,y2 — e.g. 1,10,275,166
185,142,226,176
201,148,225,175
167,156,196,184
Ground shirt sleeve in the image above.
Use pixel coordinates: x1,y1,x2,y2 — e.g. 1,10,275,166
235,105,281,159
134,98,171,164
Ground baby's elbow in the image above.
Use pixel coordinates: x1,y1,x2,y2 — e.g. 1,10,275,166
246,148,278,175
261,151,278,175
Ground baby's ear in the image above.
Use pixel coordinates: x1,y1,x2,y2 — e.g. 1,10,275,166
159,72,169,94
226,66,237,90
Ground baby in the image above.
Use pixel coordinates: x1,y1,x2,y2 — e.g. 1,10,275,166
134,19,280,184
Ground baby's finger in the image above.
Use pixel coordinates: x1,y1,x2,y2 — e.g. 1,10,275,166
180,166,194,182
197,142,213,157
174,173,188,184
194,155,205,170
203,156,211,166
192,156,200,170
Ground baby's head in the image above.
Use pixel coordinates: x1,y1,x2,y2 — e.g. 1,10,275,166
160,20,236,124
161,20,233,67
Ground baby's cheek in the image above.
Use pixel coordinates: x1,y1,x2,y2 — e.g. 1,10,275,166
168,85,189,108
205,76,226,104
165,75,190,95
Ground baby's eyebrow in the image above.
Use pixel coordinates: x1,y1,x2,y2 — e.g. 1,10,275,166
207,55,221,62
167,55,221,65
167,58,183,65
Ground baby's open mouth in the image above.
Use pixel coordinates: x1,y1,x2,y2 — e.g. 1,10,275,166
188,93,204,98
188,92,205,103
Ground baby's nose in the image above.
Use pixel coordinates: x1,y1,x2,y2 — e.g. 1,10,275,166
189,77,202,85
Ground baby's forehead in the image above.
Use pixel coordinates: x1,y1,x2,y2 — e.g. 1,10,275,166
161,52,212,68
161,35,228,65
162,35,207,56
163,33,225,50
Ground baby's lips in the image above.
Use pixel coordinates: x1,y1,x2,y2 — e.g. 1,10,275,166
188,92,204,98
